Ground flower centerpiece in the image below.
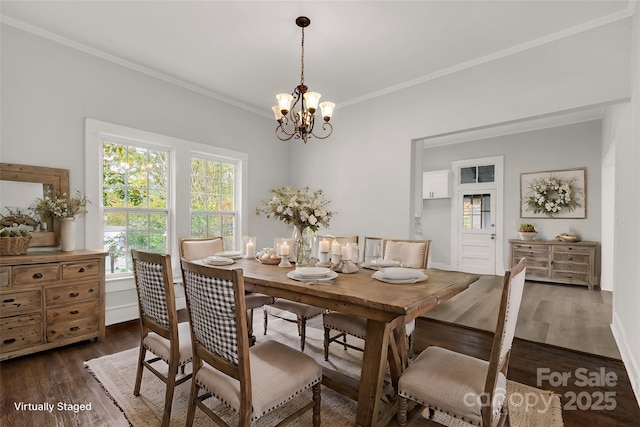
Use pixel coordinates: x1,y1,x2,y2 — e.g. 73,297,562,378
34,191,90,251
525,176,581,217
256,186,334,265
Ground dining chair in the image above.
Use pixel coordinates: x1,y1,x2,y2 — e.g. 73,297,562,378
131,249,192,427
362,236,383,262
179,237,275,345
396,257,527,427
180,259,322,427
264,235,359,352
322,238,430,360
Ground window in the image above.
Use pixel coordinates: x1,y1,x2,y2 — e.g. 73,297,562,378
189,156,237,249
102,141,170,274
462,193,492,229
85,119,248,279
460,165,495,184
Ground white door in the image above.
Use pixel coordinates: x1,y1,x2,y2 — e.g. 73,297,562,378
457,191,496,274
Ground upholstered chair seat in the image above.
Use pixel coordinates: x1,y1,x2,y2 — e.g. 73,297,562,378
143,322,193,366
398,347,507,426
195,340,322,422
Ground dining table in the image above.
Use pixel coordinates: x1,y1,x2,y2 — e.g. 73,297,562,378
203,258,479,427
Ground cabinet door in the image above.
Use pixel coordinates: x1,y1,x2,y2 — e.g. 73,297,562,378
423,170,451,199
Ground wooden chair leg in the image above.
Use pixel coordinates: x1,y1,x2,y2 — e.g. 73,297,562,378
397,396,408,426
161,359,179,427
263,309,269,335
185,375,200,427
323,327,330,361
312,383,321,427
299,318,307,352
133,346,146,396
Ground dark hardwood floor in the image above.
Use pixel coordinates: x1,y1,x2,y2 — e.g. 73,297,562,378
1,312,638,426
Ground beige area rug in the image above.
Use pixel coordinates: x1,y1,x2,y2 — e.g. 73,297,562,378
85,317,563,426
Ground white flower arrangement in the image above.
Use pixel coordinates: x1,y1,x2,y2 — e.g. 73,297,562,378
526,176,580,216
256,186,334,232
35,191,90,219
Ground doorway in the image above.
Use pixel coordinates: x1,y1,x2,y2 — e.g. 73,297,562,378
451,156,504,275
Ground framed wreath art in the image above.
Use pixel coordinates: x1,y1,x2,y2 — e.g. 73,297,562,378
520,168,586,218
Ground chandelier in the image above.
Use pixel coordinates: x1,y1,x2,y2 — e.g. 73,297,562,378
272,16,335,143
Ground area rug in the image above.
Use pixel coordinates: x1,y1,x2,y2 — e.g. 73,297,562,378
85,317,563,426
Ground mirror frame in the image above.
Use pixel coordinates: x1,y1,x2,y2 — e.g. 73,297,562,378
0,163,70,247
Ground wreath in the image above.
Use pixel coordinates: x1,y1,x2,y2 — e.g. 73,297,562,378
526,176,581,216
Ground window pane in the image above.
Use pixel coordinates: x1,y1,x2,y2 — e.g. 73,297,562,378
462,193,491,229
478,165,495,183
102,140,170,275
460,167,476,184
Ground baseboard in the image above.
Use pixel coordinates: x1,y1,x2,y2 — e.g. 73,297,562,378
105,303,139,326
611,312,640,407
429,261,452,270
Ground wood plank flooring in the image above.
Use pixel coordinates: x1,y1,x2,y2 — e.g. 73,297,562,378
423,276,620,359
1,277,637,427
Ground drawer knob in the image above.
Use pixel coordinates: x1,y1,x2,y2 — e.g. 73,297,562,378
3,338,16,344
70,326,80,332
33,273,43,279
78,268,85,273
70,310,79,315
69,292,80,298
3,298,15,303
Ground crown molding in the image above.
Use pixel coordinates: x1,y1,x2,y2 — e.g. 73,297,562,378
341,4,635,108
0,15,272,119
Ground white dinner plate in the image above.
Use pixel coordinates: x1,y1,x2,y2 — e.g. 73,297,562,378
372,271,428,284
294,267,333,278
214,251,243,259
204,256,235,266
287,270,338,283
370,258,401,267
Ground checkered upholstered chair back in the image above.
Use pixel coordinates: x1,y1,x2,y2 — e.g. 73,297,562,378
131,250,175,330
181,264,243,365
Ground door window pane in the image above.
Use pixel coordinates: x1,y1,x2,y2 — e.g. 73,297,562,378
462,193,492,229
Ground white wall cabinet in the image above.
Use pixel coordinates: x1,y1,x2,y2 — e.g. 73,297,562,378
422,170,452,199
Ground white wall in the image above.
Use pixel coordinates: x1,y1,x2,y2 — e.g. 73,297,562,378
0,24,290,323
611,5,640,407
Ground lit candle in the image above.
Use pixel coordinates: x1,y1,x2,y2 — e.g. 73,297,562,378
319,239,330,253
331,239,341,256
246,241,255,258
341,245,352,261
280,242,290,256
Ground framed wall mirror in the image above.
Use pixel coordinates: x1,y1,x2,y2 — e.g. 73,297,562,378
0,163,70,247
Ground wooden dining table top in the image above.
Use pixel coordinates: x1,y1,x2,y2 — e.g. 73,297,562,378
198,258,479,427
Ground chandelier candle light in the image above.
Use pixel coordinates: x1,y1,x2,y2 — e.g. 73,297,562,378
273,16,335,143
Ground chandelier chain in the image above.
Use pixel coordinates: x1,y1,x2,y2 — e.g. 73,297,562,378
300,26,305,86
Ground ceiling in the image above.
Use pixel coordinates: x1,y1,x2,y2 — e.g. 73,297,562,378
0,1,634,119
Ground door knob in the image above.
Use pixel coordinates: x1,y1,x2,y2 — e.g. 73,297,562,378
490,234,496,240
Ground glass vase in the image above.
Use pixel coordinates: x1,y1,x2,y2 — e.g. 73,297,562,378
292,225,313,267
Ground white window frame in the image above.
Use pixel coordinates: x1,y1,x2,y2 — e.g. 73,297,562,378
85,118,248,285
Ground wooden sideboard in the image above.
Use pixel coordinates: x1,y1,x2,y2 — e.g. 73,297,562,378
509,239,598,290
0,250,107,361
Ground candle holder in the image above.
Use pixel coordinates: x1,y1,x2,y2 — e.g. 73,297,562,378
278,255,292,268
330,256,359,274
317,251,331,267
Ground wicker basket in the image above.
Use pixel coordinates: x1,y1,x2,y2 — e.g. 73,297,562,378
0,236,32,256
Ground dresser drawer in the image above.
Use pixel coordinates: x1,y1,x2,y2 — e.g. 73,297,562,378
552,270,589,283
1,290,41,316
45,282,99,306
526,267,549,280
47,301,99,325
552,252,590,264
1,323,43,353
0,266,11,288
1,313,41,331
552,245,592,255
13,264,59,286
62,261,100,280
517,257,549,269
552,261,589,274
513,247,549,261
46,317,99,342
